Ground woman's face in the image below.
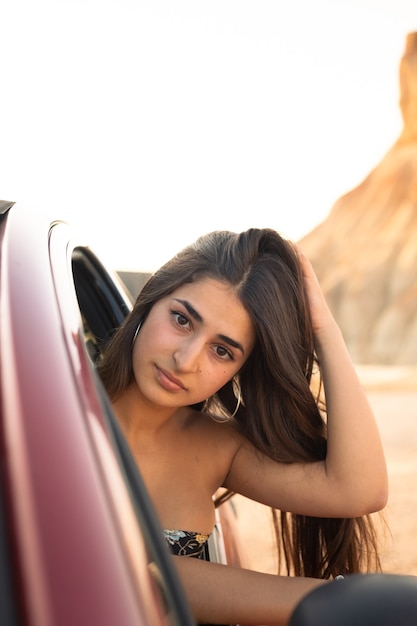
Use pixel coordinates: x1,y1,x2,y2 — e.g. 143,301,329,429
131,278,255,410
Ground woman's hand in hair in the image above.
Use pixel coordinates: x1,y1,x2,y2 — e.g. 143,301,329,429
296,247,336,340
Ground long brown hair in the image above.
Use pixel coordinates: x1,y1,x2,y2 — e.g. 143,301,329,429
97,228,381,578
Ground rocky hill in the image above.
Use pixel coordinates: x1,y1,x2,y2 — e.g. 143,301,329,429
300,32,417,365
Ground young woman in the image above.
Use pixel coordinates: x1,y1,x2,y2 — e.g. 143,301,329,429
97,228,388,625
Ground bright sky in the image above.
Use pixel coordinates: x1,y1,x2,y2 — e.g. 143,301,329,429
2,0,416,271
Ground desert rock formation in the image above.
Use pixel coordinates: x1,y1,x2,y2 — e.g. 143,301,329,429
300,32,417,365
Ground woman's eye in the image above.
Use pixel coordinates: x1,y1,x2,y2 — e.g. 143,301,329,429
172,310,190,328
214,345,234,361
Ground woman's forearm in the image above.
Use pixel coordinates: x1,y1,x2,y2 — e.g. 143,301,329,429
316,319,388,515
172,556,325,626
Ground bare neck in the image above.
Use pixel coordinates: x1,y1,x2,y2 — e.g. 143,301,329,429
111,383,190,443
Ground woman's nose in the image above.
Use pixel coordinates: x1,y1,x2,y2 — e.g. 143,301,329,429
173,338,202,373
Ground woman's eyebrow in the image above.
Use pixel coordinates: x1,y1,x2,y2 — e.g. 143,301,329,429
173,298,203,323
217,334,245,355
173,298,245,355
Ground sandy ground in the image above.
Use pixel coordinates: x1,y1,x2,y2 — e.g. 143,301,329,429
231,365,417,577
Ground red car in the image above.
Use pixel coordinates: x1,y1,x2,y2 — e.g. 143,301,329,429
0,201,202,625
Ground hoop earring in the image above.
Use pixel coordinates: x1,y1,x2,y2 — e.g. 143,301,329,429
132,321,142,347
230,377,241,418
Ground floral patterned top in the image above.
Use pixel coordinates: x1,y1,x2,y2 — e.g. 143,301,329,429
163,529,211,559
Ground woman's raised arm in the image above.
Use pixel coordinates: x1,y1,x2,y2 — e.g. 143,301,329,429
297,249,388,516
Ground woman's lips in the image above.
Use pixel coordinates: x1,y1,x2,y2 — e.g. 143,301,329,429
155,366,187,392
